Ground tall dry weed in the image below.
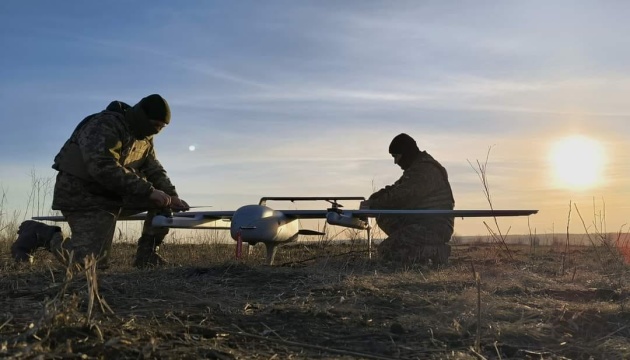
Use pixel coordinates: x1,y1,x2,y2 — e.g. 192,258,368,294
468,146,514,262
570,199,630,310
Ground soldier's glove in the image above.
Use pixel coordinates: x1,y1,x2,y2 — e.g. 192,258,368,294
149,189,171,208
171,196,190,212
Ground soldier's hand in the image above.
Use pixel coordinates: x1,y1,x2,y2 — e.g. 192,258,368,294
171,196,190,212
359,200,371,210
149,189,172,208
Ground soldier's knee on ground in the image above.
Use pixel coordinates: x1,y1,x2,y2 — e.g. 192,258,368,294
50,237,110,270
377,237,409,262
11,220,63,263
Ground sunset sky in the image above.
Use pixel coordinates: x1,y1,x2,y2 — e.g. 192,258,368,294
1,1,629,237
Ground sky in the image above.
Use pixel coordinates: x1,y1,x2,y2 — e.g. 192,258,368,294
1,1,630,237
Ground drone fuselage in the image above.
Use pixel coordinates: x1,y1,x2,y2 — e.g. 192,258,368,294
230,204,299,245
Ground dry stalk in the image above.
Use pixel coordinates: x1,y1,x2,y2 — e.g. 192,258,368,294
469,346,488,360
470,262,482,353
0,314,13,331
83,255,114,325
527,217,537,255
56,250,77,301
278,249,368,267
574,202,630,301
574,204,622,271
593,197,606,235
11,255,81,345
229,324,418,360
23,171,54,220
562,201,572,275
468,147,514,261
574,205,605,264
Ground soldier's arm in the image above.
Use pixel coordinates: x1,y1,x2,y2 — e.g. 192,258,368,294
141,146,178,197
369,166,436,208
78,117,154,198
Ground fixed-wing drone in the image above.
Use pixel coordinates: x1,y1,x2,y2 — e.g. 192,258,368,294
34,196,538,265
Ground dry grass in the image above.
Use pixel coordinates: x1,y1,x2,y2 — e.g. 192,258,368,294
2,172,630,358
1,236,629,360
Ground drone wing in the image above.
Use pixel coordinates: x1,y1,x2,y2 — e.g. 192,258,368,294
33,208,537,231
277,208,537,219
266,208,538,231
153,210,234,229
33,213,149,222
278,209,538,219
33,210,235,230
342,209,538,218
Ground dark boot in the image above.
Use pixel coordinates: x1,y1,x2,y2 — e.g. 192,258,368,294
133,234,168,268
405,243,451,267
429,243,451,267
11,220,62,263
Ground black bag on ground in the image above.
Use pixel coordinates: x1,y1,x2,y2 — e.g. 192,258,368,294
11,220,62,262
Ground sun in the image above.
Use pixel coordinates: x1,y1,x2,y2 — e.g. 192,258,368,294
549,135,605,189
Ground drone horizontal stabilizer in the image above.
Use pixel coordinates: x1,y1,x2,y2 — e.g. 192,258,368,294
258,196,365,206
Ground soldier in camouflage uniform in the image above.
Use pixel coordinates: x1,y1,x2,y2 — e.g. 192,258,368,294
43,94,188,269
360,133,455,266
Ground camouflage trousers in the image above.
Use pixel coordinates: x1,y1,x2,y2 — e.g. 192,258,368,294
376,218,453,266
50,208,169,268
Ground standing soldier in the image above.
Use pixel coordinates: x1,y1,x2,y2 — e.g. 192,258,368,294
12,94,189,269
361,133,455,266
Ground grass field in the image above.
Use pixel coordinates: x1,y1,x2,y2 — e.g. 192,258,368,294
1,231,630,359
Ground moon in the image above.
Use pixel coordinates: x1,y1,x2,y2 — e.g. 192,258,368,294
549,135,605,189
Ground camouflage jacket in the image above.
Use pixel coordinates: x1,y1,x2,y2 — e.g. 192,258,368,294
52,110,177,211
369,151,455,230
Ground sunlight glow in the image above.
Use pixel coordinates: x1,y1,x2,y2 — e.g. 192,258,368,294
189,145,196,152
549,135,605,189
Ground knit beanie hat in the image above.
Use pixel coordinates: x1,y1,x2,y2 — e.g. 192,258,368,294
388,133,421,170
138,94,170,124
389,133,419,155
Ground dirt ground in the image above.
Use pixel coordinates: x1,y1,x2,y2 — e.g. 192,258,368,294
1,240,630,359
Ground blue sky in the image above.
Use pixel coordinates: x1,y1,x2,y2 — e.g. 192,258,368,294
1,1,630,236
